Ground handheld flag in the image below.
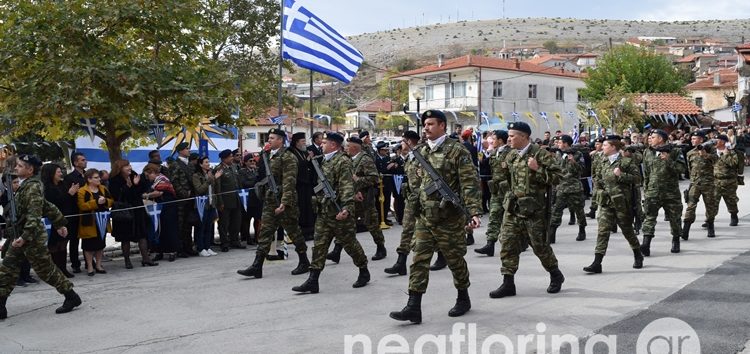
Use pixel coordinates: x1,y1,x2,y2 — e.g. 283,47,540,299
195,196,208,221
238,188,250,212
588,109,601,126
539,112,550,129
80,118,98,143
393,175,403,195
146,203,162,233
95,211,111,240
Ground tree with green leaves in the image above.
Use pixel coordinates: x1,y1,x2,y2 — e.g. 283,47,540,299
582,85,645,132
579,45,687,103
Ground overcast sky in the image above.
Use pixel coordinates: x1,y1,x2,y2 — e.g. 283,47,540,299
295,0,750,36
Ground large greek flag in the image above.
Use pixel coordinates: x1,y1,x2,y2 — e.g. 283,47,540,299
282,0,363,83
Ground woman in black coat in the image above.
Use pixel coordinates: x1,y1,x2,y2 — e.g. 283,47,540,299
109,160,158,269
41,163,76,278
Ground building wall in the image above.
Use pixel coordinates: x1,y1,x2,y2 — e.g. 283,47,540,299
688,88,735,113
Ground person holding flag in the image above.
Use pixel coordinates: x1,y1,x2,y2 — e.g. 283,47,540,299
76,169,114,276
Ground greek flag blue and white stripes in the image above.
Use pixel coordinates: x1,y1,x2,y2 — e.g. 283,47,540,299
269,115,287,125
539,112,550,129
282,0,363,83
572,126,580,144
732,102,743,113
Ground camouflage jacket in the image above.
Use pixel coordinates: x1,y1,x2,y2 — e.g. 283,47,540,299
14,177,66,242
214,162,241,209
403,153,422,205
170,158,193,199
686,147,717,185
415,137,482,220
555,150,584,193
594,154,641,207
265,148,298,207
352,152,379,203
489,146,512,196
714,149,739,180
318,151,355,215
504,143,562,206
643,145,685,195
590,151,604,188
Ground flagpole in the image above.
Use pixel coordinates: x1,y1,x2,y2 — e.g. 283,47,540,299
277,0,284,130
309,70,314,137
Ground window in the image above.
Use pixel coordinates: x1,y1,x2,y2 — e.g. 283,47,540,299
555,86,565,101
425,85,434,100
727,96,736,106
258,133,269,147
528,84,537,99
695,97,703,108
451,81,466,97
493,81,503,97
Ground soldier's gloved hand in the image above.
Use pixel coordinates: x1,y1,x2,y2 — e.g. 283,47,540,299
57,227,68,238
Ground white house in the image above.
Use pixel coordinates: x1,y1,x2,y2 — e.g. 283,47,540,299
344,99,394,131
392,55,586,138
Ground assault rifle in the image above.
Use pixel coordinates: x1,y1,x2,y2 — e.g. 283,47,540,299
411,145,472,220
259,152,280,203
311,156,341,212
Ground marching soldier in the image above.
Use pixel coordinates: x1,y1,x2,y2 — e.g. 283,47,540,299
622,142,645,234
475,130,511,256
548,135,587,242
293,132,370,293
238,128,309,278
586,138,605,219
640,129,686,256
583,135,644,273
489,122,565,299
390,110,482,323
714,134,740,227
0,155,82,319
682,130,718,240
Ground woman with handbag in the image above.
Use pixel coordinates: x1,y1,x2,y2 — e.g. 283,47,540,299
77,169,114,276
142,163,180,262
192,156,219,257
109,160,158,269
41,163,77,278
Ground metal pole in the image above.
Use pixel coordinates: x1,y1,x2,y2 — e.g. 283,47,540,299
309,70,314,137
277,0,284,130
416,99,421,133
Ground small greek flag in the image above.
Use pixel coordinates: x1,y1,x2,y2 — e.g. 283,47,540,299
393,175,404,195
732,102,742,113
282,0,363,83
95,211,110,240
269,115,287,125
566,111,576,121
667,112,676,125
146,203,162,233
539,112,550,129
313,114,331,125
588,109,601,126
511,112,519,122
42,217,52,243
80,118,98,143
238,188,250,212
572,126,580,145
362,115,375,127
195,196,208,221
480,112,490,127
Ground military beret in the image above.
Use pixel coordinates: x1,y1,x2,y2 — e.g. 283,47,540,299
560,135,574,145
323,132,344,144
347,137,363,145
19,154,42,167
717,134,729,142
421,110,446,124
595,137,605,143
402,130,420,142
359,130,370,138
604,135,622,141
175,142,189,151
507,121,532,136
376,141,389,150
243,153,254,162
189,153,199,161
268,128,286,138
691,130,706,139
651,129,669,141
493,130,509,143
291,132,305,144
232,149,239,155
219,149,233,159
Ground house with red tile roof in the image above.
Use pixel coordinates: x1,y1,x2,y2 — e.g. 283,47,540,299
636,93,706,127
344,99,395,130
685,70,739,115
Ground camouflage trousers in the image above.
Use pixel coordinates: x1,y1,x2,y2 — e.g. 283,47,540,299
634,187,644,222
589,185,600,211
683,183,718,223
396,201,416,254
256,203,306,256
595,205,640,255
485,193,505,242
311,207,367,271
714,179,739,214
500,209,559,275
642,192,683,238
354,203,385,246
408,215,470,293
550,191,586,227
0,237,73,297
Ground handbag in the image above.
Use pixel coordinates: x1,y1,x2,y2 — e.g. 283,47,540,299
111,191,133,222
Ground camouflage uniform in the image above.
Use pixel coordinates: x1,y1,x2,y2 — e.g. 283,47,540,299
396,153,421,254
485,146,512,242
310,152,368,270
588,151,604,213
593,154,642,254
499,144,562,275
550,150,586,227
408,138,482,293
170,158,195,253
629,149,645,225
642,146,686,239
352,152,385,246
714,148,739,215
256,148,306,257
683,147,718,223
0,177,72,297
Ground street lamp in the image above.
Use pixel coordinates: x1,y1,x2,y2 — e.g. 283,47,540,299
413,87,424,132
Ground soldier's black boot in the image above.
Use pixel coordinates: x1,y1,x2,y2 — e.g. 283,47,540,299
389,290,422,324
489,275,516,298
372,243,387,261
292,269,320,293
237,254,264,278
474,241,496,257
465,232,475,246
633,248,644,269
352,267,370,288
586,209,596,219
519,237,529,252
670,236,680,253
610,223,617,233
448,289,471,317
707,222,716,238
681,221,691,241
568,212,576,225
55,290,82,314
730,213,739,226
547,225,558,244
384,252,407,275
0,296,7,319
547,268,565,294
291,251,310,275
326,243,343,264
583,253,603,274
576,224,586,241
429,252,447,271
640,235,653,257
